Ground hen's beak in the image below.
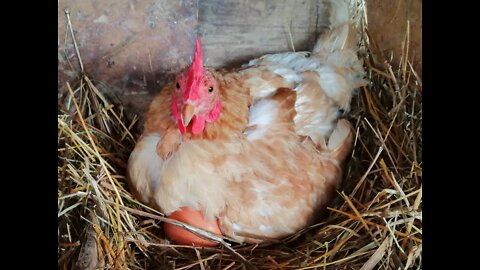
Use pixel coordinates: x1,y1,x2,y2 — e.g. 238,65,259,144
182,104,196,126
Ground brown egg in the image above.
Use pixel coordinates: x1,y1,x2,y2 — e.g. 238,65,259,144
163,207,222,246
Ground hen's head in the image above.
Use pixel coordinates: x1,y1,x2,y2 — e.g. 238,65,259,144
170,38,222,135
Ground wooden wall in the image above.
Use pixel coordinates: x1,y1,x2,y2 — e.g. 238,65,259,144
58,0,330,114
58,0,422,114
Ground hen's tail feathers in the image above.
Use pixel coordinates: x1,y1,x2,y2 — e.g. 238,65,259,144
312,0,366,112
313,0,351,54
327,119,354,163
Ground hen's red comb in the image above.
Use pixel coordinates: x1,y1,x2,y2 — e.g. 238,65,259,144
184,38,204,101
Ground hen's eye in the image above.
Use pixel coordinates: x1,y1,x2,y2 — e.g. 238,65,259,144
208,86,214,93
176,82,180,89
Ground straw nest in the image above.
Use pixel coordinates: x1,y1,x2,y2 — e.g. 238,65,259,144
58,2,422,269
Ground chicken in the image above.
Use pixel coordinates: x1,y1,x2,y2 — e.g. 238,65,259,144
127,0,365,245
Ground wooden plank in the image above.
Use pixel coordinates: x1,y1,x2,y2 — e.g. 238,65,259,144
199,0,330,68
58,0,198,105
366,0,422,75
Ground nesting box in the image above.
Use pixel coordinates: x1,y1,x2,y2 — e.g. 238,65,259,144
58,1,422,269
